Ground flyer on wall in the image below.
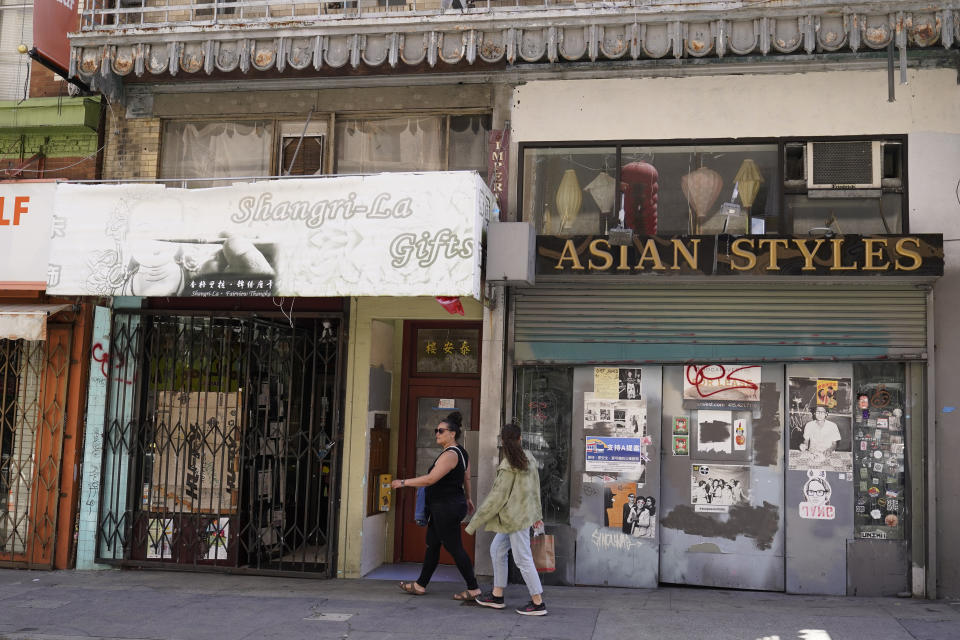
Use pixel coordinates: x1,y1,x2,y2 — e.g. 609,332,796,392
683,364,761,410
583,392,647,437
586,437,647,475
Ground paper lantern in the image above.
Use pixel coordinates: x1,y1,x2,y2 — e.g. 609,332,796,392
620,162,659,235
584,171,616,214
734,159,764,209
680,167,723,233
555,169,583,232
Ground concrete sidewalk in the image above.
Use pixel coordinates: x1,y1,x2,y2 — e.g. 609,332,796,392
0,568,958,640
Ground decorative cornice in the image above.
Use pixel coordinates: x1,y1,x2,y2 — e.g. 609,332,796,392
69,3,960,81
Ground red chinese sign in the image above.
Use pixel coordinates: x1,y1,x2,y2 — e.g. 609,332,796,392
33,0,80,75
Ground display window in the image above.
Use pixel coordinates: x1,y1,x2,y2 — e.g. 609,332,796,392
520,138,905,237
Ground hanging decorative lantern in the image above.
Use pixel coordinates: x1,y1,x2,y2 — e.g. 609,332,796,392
555,169,583,233
584,171,616,214
734,159,764,234
680,167,723,234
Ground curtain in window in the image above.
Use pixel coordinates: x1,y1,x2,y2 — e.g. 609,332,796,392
160,121,273,185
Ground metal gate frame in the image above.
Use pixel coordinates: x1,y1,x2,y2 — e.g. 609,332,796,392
0,328,72,569
94,309,345,576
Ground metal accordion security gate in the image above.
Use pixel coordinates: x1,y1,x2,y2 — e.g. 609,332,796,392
0,331,71,569
95,311,343,575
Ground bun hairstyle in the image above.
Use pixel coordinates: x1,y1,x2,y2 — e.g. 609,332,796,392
441,411,464,439
500,423,529,471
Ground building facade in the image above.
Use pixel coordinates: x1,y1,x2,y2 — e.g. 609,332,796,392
62,0,960,596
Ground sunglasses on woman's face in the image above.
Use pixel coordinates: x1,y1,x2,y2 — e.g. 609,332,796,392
435,427,449,435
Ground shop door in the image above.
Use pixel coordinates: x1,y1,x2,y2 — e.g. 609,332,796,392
397,385,479,564
0,330,71,569
96,313,343,575
658,365,786,591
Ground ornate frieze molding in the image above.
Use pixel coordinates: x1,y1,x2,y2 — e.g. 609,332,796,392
70,3,960,80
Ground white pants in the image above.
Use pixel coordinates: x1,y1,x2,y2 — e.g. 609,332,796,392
490,528,543,597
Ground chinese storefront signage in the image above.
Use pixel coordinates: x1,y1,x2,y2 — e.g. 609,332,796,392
46,173,493,299
537,234,943,277
415,327,480,374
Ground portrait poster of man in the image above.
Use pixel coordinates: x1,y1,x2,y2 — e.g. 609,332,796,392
618,368,642,400
788,376,853,472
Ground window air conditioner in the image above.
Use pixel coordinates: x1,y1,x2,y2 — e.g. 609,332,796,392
806,141,882,191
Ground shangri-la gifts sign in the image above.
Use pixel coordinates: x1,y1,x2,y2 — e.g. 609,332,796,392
46,172,492,299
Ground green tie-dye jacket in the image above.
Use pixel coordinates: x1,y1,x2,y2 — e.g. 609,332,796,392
465,451,542,535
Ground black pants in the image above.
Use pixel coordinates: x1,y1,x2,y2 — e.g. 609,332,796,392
417,499,478,590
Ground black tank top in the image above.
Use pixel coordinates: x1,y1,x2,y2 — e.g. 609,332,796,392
425,445,468,503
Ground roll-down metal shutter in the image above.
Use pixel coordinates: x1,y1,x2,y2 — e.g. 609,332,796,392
512,281,929,364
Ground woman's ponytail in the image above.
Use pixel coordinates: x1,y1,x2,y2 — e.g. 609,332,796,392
500,423,528,471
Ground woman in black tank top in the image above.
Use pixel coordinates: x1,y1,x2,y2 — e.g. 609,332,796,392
391,411,480,600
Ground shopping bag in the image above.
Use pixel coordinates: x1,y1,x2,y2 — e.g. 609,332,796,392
530,534,555,573
414,487,429,526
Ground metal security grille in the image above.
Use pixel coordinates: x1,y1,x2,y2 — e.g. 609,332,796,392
96,312,342,575
513,281,929,363
0,333,71,569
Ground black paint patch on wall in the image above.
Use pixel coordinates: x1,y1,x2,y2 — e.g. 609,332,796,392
699,419,731,443
753,382,781,467
660,501,780,550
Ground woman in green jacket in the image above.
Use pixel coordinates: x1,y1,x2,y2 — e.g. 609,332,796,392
465,423,547,616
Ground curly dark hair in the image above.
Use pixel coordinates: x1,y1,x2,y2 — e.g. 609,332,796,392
500,423,528,471
441,411,463,439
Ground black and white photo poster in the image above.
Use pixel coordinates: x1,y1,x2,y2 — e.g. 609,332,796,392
788,376,853,472
690,464,750,513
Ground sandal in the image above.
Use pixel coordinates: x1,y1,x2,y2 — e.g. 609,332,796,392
399,581,426,595
452,589,481,601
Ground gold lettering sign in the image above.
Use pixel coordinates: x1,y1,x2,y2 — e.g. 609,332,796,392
541,235,940,276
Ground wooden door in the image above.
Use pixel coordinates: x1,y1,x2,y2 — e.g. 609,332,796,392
397,384,480,564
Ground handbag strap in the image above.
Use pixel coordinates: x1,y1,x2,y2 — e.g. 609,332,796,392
439,445,466,470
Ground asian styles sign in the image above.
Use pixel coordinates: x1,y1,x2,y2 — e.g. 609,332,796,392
537,234,944,277
46,172,493,299
0,182,55,289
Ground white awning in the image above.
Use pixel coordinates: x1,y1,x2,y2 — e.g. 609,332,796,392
0,304,70,341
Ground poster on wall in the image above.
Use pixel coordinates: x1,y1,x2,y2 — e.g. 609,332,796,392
683,364,761,408
593,367,620,399
602,482,656,538
586,437,647,476
618,368,642,399
45,174,492,299
690,464,750,513
788,377,853,472
673,435,689,456
799,471,836,520
583,392,646,437
146,518,174,559
203,517,230,560
696,410,733,454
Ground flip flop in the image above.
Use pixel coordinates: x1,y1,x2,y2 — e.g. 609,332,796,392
452,590,481,602
399,581,425,595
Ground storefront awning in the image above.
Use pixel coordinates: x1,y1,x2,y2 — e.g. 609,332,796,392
0,304,70,341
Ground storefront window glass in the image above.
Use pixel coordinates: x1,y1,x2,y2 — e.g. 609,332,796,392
521,139,906,236
513,366,573,524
